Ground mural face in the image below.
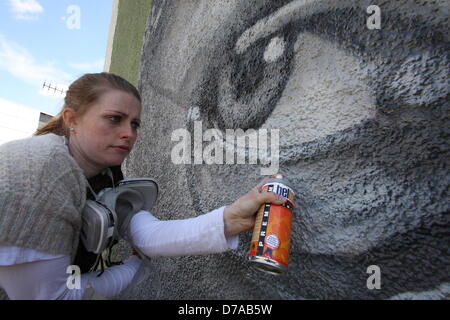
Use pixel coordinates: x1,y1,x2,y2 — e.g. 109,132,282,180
137,0,449,299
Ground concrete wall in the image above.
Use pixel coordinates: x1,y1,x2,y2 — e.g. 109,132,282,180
106,0,153,86
103,0,119,73
123,0,449,299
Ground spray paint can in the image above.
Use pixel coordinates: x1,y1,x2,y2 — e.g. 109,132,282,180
248,174,295,275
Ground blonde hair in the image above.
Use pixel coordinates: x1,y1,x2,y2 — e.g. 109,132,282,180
35,73,141,137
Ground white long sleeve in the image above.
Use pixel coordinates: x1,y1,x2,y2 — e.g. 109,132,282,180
0,255,141,300
130,206,239,257
0,206,239,299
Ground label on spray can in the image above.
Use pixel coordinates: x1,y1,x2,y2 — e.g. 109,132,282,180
248,175,295,274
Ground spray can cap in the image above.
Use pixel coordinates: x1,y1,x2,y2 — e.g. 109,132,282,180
273,173,283,179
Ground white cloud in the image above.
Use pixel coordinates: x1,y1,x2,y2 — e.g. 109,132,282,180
0,97,42,146
0,97,39,118
8,0,43,20
0,34,73,96
68,59,105,72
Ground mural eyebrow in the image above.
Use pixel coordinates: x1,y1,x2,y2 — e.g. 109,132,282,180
235,0,445,55
235,0,350,54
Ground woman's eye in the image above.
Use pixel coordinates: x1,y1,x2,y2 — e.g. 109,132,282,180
108,115,121,123
132,121,141,129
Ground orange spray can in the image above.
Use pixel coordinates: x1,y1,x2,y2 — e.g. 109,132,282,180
248,174,295,275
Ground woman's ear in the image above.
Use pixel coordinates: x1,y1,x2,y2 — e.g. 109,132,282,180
61,108,78,130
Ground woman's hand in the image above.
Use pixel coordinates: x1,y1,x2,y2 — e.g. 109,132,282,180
223,178,293,237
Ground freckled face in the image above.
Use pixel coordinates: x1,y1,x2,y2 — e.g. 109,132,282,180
73,89,142,168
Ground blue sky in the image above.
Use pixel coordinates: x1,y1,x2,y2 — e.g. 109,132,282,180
0,0,113,116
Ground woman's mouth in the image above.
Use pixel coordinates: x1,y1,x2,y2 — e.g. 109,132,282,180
112,145,130,152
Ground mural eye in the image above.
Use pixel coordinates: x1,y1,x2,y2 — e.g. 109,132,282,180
211,30,296,131
233,34,288,101
194,25,297,132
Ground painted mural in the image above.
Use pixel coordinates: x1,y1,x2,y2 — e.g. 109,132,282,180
125,0,449,299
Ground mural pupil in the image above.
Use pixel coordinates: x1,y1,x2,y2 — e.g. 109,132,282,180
233,36,277,100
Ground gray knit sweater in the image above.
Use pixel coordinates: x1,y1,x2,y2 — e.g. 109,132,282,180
0,133,87,262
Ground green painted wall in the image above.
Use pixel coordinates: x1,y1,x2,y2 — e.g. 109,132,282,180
109,0,153,87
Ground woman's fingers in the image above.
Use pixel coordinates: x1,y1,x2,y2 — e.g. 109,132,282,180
251,175,297,208
258,190,286,205
257,190,297,208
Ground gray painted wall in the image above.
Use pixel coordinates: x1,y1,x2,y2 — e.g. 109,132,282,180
123,0,449,299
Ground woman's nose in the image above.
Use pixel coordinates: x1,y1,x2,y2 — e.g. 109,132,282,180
120,122,136,140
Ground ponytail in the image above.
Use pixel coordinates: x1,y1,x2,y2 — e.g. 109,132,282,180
34,113,68,137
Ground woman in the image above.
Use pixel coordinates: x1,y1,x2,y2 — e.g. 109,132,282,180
0,73,289,300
